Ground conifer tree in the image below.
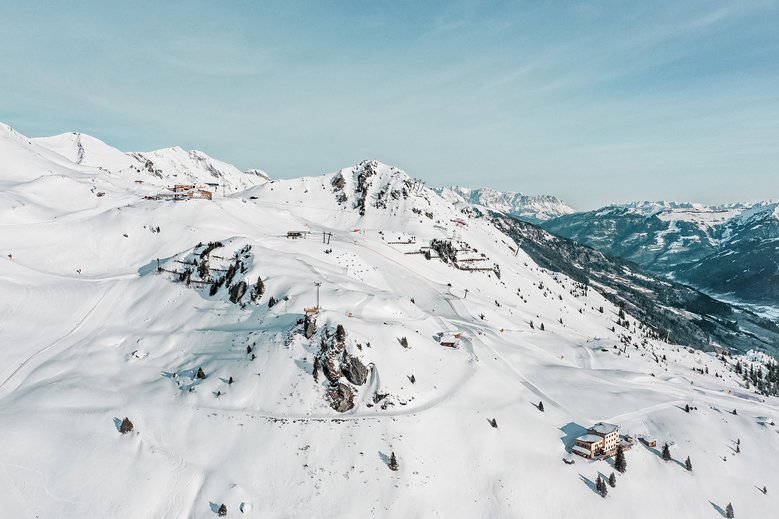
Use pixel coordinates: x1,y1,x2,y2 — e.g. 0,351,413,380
608,472,616,488
596,475,608,497
389,451,399,471
685,404,690,413
218,503,227,516
538,401,544,412
119,417,134,434
662,443,671,461
196,367,206,379
254,276,265,299
312,357,320,382
540,323,545,331
685,456,692,471
615,445,627,473
336,324,346,342
725,502,734,518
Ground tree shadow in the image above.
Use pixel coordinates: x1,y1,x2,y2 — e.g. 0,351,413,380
559,422,587,451
294,358,312,374
137,258,161,277
378,451,390,465
709,501,726,517
208,502,221,513
639,440,662,459
578,474,597,494
113,417,123,432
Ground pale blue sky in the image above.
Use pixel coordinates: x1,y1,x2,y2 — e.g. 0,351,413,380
1,1,777,209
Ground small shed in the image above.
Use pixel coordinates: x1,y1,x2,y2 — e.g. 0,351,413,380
639,436,657,448
440,333,459,348
287,231,303,239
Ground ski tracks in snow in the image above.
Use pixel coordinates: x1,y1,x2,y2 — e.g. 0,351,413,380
0,285,111,399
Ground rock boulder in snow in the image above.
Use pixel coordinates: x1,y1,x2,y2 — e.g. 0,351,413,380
327,382,355,413
341,354,370,386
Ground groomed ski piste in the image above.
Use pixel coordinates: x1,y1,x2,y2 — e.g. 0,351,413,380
0,124,777,518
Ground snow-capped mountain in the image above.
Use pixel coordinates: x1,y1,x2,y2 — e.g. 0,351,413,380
1,124,778,519
435,185,574,223
31,130,268,192
543,201,779,307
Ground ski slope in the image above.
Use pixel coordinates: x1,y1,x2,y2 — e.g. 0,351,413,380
0,126,777,518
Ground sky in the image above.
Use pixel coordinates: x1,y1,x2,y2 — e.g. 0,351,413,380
1,0,778,210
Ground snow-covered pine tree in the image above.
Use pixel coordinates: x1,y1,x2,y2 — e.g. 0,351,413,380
608,472,616,488
218,503,227,516
119,417,134,434
685,456,692,471
389,451,399,471
615,445,627,473
725,502,734,518
662,443,671,461
336,324,346,342
596,475,608,497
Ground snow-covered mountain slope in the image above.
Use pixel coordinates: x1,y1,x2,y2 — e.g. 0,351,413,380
0,124,268,226
1,135,778,518
435,185,574,223
543,201,779,307
32,131,141,172
127,146,267,192
32,129,268,192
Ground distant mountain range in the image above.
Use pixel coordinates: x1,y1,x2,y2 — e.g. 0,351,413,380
434,186,574,224
432,185,777,310
542,201,779,308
